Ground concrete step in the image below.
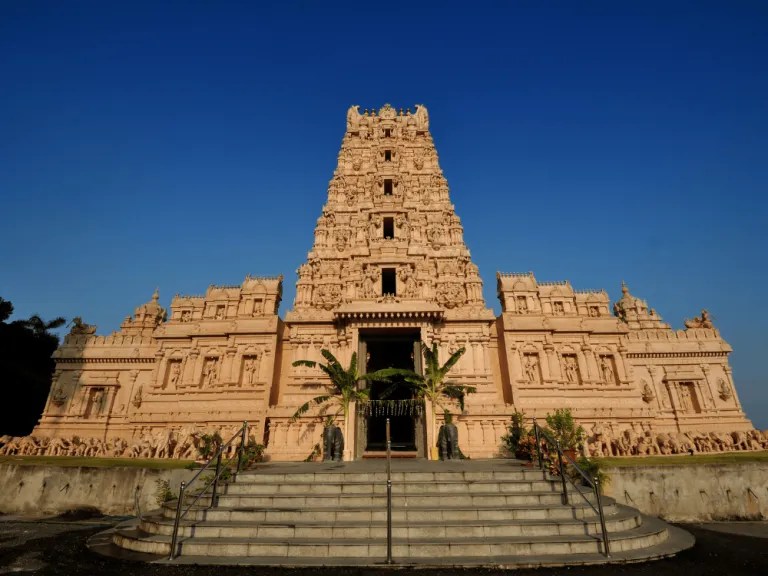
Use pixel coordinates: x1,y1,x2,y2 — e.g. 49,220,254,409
161,500,617,523
140,510,640,539
235,469,548,484
114,520,667,558
217,479,561,495
186,490,588,509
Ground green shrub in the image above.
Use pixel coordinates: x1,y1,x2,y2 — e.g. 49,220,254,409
573,456,611,487
501,411,528,456
238,441,266,470
154,479,175,506
197,432,223,460
542,408,585,450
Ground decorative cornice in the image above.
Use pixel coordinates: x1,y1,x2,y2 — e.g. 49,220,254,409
56,358,156,364
627,352,728,359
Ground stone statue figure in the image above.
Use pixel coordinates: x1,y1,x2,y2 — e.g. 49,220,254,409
601,357,615,384
322,423,344,462
684,309,714,329
203,360,218,387
362,266,380,299
679,385,693,412
68,316,97,336
346,105,361,130
437,413,460,460
564,357,578,383
168,363,181,387
717,378,732,401
414,104,429,130
245,357,258,385
524,356,539,383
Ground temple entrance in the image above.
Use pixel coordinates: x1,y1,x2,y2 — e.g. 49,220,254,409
359,329,424,457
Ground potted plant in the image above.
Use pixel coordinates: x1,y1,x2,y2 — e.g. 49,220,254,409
515,434,539,465
542,408,585,462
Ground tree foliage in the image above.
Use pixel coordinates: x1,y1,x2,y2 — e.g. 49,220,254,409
290,349,390,425
0,298,66,436
370,341,477,416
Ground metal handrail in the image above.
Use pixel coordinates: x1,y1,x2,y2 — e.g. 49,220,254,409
532,418,611,557
168,421,249,560
385,417,393,564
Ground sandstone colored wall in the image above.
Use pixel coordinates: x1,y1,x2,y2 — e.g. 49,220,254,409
604,462,768,522
0,464,193,517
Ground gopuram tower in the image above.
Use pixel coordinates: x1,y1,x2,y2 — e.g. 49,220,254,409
268,104,500,460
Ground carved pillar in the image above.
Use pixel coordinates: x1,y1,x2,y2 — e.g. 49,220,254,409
581,344,596,381
574,352,589,385
222,347,237,384
509,343,523,382
697,365,714,410
472,340,485,375
189,350,205,388
723,366,743,410
544,344,559,381
648,366,668,411
185,349,202,387
43,369,63,415
258,348,269,381
150,351,166,388
614,345,630,384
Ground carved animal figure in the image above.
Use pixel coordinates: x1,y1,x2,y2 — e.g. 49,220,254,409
437,423,460,460
322,424,344,462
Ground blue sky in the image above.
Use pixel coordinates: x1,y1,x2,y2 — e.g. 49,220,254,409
1,1,766,427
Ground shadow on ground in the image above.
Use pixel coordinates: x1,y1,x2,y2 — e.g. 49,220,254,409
0,519,766,575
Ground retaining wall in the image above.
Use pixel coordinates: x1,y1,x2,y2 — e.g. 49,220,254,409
0,464,193,517
605,462,768,522
1,461,766,522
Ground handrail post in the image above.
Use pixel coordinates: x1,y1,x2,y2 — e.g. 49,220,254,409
594,476,611,557
238,420,248,472
168,480,186,561
210,452,222,509
556,440,568,505
385,418,393,564
533,418,543,469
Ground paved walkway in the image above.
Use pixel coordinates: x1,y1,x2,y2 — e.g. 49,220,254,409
0,516,766,574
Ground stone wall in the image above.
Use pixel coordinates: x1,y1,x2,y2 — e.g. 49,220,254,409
605,462,768,522
0,464,193,517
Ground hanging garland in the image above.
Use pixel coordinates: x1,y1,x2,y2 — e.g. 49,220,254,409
357,399,424,417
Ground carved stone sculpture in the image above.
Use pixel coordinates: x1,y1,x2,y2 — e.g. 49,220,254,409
717,378,732,401
68,316,97,336
684,309,714,329
601,357,615,384
524,355,539,383
437,421,460,460
322,424,344,462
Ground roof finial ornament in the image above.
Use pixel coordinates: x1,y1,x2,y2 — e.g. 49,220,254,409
621,280,629,295
152,287,160,302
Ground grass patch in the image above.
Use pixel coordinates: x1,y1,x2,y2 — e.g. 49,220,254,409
598,450,768,468
0,455,196,469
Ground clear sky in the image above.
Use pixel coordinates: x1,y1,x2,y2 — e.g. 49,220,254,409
1,1,766,427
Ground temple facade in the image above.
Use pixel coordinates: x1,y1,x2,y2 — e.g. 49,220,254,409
20,104,759,461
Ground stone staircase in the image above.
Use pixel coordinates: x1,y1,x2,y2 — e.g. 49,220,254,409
101,460,694,566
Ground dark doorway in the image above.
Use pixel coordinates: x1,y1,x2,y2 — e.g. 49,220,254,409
382,268,396,295
364,332,419,453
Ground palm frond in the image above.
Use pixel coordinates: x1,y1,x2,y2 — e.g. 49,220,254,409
348,351,358,375
320,349,342,370
292,359,317,368
366,367,419,380
290,395,332,421
439,347,465,378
